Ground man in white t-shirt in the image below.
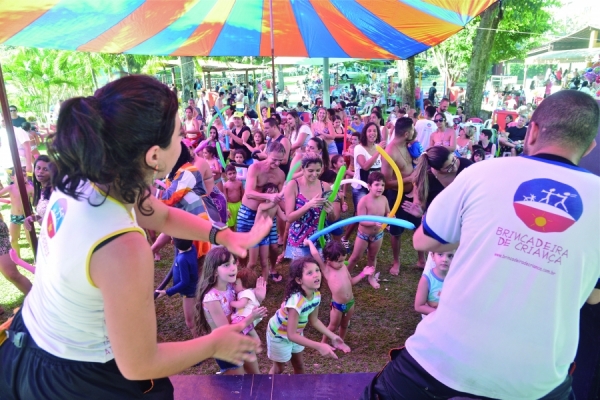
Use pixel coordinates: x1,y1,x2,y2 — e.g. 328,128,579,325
414,105,437,149
0,115,32,173
437,98,453,128
362,90,600,400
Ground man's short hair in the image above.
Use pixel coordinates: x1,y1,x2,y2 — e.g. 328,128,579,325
394,117,413,138
425,106,437,118
267,141,285,155
531,90,599,153
440,98,449,104
264,117,278,128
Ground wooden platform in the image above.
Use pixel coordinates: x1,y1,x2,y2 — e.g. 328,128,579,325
170,372,375,400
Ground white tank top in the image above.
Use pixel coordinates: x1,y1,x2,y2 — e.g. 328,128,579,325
22,182,145,362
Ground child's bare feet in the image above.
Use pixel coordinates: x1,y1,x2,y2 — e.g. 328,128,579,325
389,263,400,276
368,272,380,289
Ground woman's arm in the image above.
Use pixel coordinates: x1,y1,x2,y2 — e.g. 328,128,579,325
136,195,276,258
91,233,259,380
290,128,308,152
446,130,456,152
356,152,380,171
414,276,436,315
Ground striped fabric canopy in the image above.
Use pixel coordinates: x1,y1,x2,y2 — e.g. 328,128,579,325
0,0,496,59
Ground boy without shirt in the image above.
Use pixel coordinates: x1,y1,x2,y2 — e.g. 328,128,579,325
236,141,286,281
346,172,390,289
382,118,425,275
224,164,244,229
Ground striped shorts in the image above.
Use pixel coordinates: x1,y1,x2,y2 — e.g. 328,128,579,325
236,204,278,248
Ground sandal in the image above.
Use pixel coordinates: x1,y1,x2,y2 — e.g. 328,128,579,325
269,272,283,282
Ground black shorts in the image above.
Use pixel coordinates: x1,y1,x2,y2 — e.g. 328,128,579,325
0,309,173,399
384,190,422,237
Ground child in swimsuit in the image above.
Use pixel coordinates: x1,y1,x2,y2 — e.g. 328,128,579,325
414,251,454,318
223,164,243,229
0,168,33,258
346,172,389,289
304,240,374,344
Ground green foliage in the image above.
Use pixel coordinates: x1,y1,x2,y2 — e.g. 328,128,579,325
488,0,559,64
0,46,166,122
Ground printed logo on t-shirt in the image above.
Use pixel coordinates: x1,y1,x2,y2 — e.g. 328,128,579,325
513,179,582,233
47,198,67,238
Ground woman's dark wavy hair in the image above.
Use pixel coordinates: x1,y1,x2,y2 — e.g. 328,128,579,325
194,247,235,335
32,155,56,207
360,122,381,146
284,256,318,303
49,75,178,215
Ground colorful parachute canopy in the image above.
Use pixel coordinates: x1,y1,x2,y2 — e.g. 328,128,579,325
0,0,496,59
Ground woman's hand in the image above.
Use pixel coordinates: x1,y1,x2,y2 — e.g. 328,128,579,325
154,290,167,299
323,200,334,215
209,324,261,365
307,195,326,209
401,200,423,218
219,203,277,258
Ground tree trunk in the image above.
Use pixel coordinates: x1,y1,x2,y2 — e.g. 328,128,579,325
180,56,195,102
465,2,502,119
397,57,416,108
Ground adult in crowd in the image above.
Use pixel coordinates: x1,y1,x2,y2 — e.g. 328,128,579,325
414,106,437,150
283,152,337,259
312,107,336,156
9,105,27,129
429,113,456,153
226,111,253,162
437,98,454,128
236,142,286,281
341,122,382,249
427,82,437,104
363,90,599,400
0,76,276,399
182,106,203,148
507,114,528,144
257,117,291,176
286,110,313,155
382,118,425,275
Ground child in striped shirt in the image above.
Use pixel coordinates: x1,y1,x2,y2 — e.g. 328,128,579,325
266,256,350,374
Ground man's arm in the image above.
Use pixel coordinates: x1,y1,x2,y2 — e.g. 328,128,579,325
413,225,459,253
244,165,279,203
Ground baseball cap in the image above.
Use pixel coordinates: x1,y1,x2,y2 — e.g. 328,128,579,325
233,111,244,118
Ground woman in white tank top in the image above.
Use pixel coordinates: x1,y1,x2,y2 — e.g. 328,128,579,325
0,75,277,399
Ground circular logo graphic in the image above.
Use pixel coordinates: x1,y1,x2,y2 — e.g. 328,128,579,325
513,178,582,233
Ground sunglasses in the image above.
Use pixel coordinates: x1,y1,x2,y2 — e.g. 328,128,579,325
440,156,457,173
434,118,445,123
